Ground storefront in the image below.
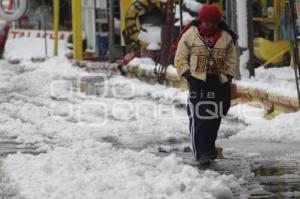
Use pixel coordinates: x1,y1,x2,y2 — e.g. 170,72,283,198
9,0,72,31
252,0,286,41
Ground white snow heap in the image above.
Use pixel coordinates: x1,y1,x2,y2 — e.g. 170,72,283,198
161,0,202,13
147,42,161,50
175,5,195,26
236,66,299,98
228,103,267,125
2,140,241,199
9,57,84,97
232,110,300,143
239,50,250,79
4,34,69,60
138,24,161,50
183,0,203,13
128,57,156,66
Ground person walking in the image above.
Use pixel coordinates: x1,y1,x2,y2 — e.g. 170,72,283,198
174,4,237,165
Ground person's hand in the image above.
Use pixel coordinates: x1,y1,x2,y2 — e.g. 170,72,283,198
182,70,191,81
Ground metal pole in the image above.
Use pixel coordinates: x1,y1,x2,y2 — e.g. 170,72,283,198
108,0,115,62
53,0,60,56
72,0,83,60
43,0,48,56
179,0,183,31
289,0,300,77
247,0,255,77
232,0,241,80
225,0,232,27
286,0,300,108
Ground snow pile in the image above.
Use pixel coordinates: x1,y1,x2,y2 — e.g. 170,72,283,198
2,140,241,199
225,101,300,143
239,50,250,79
227,103,266,125
0,58,243,198
107,74,188,105
128,57,179,78
166,65,178,76
232,111,300,143
147,42,161,50
160,0,203,13
10,56,84,97
138,25,161,50
129,57,156,67
0,57,81,98
128,57,156,75
183,0,203,13
4,37,68,60
175,5,195,26
0,60,18,93
237,66,298,98
0,58,189,148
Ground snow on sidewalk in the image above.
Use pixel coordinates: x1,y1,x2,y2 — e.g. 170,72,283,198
231,110,300,143
0,57,243,198
224,101,300,143
2,140,241,199
4,33,69,61
236,66,299,98
226,102,300,143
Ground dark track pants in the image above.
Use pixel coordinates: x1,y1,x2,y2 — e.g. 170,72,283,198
187,75,231,160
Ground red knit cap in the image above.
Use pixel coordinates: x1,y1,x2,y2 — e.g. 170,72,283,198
198,4,222,23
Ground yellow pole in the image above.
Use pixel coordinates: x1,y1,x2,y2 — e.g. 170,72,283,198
121,0,132,46
71,0,83,60
53,0,60,56
274,0,281,40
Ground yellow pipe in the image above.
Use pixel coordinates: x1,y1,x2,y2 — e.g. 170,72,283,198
261,48,291,68
72,0,83,60
53,0,60,56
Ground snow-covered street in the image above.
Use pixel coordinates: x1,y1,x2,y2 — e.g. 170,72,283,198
1,0,300,198
0,57,299,199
